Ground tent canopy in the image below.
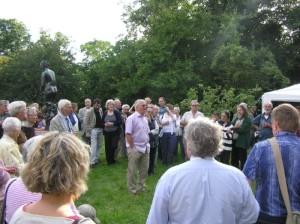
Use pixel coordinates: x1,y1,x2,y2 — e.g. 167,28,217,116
262,84,300,107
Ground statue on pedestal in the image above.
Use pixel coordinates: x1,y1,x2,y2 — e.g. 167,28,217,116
40,60,58,130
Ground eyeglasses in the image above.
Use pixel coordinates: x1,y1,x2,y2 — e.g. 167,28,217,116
191,105,198,107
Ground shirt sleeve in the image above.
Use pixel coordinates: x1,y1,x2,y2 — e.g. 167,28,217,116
146,174,170,224
242,145,259,181
0,162,10,187
239,174,260,223
252,114,261,126
125,116,133,135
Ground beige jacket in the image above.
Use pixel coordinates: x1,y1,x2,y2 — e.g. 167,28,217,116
0,135,24,177
84,108,103,137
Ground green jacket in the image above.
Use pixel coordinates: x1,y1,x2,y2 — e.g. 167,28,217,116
232,116,251,149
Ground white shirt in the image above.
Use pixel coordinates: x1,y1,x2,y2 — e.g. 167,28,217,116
160,113,177,135
181,111,204,123
10,205,94,224
147,157,259,224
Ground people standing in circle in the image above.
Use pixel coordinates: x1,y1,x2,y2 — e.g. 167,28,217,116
102,99,122,165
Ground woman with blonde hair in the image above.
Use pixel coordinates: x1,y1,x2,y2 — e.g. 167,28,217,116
9,131,95,224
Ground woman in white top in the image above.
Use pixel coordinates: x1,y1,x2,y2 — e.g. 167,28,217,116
160,104,177,165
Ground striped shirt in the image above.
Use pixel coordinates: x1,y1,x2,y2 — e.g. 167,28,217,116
4,178,41,223
216,120,233,151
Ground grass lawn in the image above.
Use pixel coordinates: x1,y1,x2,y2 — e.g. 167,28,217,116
76,148,186,224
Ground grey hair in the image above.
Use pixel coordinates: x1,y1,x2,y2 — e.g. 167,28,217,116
122,104,130,109
8,101,27,117
174,107,180,113
2,117,22,133
106,99,115,108
58,99,71,110
134,99,146,110
22,135,43,163
27,107,37,116
264,102,273,107
190,100,199,105
0,100,9,106
184,118,222,158
114,98,121,104
153,105,159,110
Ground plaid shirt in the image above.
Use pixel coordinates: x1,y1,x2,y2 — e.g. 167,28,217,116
243,131,300,217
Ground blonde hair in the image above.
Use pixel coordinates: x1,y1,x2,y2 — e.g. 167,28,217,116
22,131,90,196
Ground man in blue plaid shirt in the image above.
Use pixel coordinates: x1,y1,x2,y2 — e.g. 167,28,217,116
243,103,300,224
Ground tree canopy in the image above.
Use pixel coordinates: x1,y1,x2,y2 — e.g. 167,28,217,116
0,0,299,112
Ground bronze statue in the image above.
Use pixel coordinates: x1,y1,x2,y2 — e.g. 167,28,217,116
40,60,58,130
40,60,57,103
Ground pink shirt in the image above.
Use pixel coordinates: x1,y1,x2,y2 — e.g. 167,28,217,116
5,178,79,223
5,178,41,223
0,160,10,200
125,112,150,153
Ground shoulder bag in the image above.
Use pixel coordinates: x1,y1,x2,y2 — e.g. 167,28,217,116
269,137,300,224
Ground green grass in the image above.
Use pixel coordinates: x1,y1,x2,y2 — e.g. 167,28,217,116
76,149,186,224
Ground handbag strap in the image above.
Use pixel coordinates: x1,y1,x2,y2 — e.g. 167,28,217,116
1,178,17,224
269,138,292,215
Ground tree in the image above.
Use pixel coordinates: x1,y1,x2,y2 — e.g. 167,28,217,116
0,31,80,104
211,44,289,91
0,19,31,55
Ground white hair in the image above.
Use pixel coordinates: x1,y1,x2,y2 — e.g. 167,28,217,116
174,107,180,113
58,99,71,110
134,99,146,110
122,104,130,109
2,117,22,133
8,101,26,117
264,102,273,107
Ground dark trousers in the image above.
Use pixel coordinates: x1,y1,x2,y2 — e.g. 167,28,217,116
104,131,120,165
148,147,157,174
176,135,185,158
157,137,163,160
231,140,247,170
256,212,286,224
161,132,177,165
219,150,231,165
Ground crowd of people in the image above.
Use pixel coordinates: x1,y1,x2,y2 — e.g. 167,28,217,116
0,96,299,223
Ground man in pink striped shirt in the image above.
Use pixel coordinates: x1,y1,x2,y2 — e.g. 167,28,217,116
126,99,150,195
